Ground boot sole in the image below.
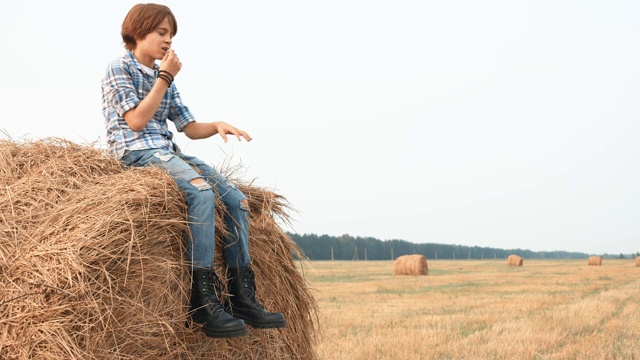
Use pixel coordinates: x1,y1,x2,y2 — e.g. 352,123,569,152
240,318,287,329
202,326,248,338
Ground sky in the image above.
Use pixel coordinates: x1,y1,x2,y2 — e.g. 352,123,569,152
2,1,640,255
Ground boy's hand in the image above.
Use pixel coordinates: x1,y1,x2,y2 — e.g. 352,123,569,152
160,49,181,78
215,121,252,143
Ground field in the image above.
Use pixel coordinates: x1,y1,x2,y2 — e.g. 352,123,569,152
300,259,640,360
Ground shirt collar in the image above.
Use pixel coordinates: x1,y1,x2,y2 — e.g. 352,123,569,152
126,51,160,75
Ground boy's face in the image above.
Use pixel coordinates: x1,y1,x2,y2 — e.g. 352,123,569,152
136,17,174,61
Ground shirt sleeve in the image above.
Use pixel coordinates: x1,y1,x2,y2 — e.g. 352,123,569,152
101,59,141,117
167,84,196,132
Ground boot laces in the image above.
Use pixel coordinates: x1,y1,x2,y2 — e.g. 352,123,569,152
201,269,224,312
242,268,263,308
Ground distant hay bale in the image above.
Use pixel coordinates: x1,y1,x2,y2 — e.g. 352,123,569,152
636,256,640,267
588,256,602,266
506,255,523,266
0,138,318,360
393,254,428,276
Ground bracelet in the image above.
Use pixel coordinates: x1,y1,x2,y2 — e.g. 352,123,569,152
158,70,174,82
158,74,172,86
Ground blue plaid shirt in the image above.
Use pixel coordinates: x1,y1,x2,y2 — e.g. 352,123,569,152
101,51,195,159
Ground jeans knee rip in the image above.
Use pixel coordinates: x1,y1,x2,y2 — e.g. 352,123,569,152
190,178,212,191
240,200,250,211
153,151,173,162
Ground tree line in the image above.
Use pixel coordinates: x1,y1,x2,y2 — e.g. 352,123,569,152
287,233,638,260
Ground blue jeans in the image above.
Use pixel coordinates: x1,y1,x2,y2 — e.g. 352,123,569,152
121,148,251,269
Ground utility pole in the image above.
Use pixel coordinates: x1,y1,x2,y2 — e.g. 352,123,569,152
331,246,334,261
352,246,359,260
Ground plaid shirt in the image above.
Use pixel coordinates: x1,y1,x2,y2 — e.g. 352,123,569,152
101,51,195,159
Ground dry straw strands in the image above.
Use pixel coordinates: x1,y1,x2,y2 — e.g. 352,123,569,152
588,256,603,266
393,254,428,275
636,256,640,267
0,138,318,360
506,255,523,266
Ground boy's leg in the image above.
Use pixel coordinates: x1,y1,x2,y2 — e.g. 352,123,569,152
178,153,251,269
178,153,285,328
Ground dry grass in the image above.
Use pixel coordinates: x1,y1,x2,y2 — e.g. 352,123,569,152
302,259,640,359
0,138,318,359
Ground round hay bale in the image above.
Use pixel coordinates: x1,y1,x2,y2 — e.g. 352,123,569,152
0,138,318,359
393,254,428,275
636,256,640,267
506,254,523,266
588,256,602,266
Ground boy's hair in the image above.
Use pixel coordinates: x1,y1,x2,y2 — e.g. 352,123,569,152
121,3,178,51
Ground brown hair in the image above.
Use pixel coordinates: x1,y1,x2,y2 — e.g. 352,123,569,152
121,3,178,51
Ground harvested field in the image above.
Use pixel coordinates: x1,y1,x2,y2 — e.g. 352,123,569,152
303,259,640,359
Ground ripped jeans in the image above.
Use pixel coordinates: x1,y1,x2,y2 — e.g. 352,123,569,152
121,148,251,269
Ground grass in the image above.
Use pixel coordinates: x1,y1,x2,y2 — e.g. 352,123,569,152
299,259,640,360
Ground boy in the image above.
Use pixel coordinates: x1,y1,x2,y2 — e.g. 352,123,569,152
100,3,286,338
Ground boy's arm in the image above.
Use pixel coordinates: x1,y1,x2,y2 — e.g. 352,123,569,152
123,80,170,131
182,121,252,143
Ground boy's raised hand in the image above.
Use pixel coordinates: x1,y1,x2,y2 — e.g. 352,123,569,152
160,49,181,78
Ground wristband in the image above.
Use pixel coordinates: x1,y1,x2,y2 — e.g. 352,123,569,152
158,70,175,82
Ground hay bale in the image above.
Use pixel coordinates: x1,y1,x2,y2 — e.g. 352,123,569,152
588,256,602,266
393,254,428,275
0,138,318,360
636,256,640,267
506,254,523,266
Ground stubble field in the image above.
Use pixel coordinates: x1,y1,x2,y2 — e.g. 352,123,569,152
300,259,639,360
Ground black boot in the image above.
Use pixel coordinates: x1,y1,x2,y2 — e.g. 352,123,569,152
189,267,248,338
227,266,286,328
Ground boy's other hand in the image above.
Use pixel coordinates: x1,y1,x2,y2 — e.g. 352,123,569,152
215,121,252,143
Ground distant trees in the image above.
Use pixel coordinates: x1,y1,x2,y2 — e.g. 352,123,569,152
287,233,591,260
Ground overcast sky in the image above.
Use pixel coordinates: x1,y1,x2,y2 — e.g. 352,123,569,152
2,1,640,255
